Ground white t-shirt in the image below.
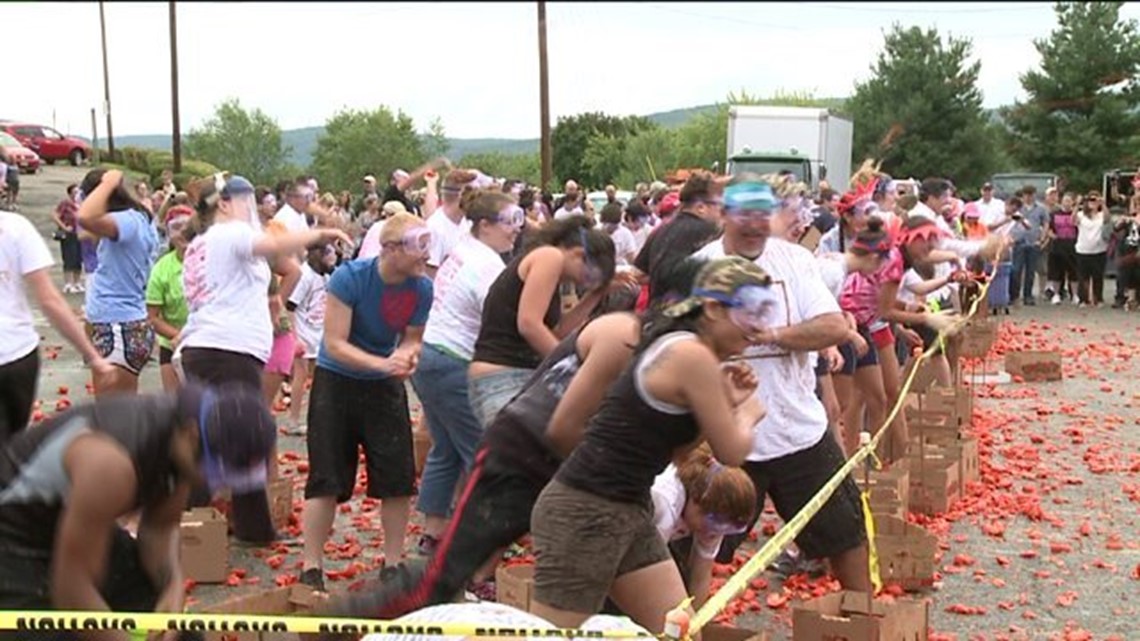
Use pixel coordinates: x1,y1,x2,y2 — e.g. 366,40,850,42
609,225,638,266
898,263,953,308
272,203,309,235
422,236,506,360
815,253,848,299
553,206,584,220
179,221,273,362
651,465,723,560
630,224,651,255
1075,213,1109,255
358,220,386,260
288,262,328,358
361,603,650,641
0,211,54,365
975,197,1006,231
426,207,473,269
693,238,839,461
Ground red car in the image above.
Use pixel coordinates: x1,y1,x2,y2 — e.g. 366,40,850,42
0,132,42,173
0,121,90,166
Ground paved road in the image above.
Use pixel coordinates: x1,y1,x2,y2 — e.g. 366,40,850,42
13,167,1140,640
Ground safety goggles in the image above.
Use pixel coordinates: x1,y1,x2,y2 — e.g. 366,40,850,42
702,512,750,536
385,227,433,256
498,204,525,230
197,394,267,494
695,284,779,333
725,206,774,223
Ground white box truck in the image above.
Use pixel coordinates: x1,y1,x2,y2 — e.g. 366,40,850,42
725,105,854,191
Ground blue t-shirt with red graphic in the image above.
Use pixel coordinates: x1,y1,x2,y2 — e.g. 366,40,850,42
317,257,432,380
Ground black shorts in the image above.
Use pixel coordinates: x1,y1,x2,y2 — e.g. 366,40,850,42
158,346,174,365
718,434,866,562
837,326,879,375
180,347,263,389
59,233,82,272
0,348,40,443
305,367,416,502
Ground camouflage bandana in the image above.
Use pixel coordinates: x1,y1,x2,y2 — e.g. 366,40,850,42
663,256,773,318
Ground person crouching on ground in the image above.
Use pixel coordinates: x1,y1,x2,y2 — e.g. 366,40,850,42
0,384,276,641
300,212,433,591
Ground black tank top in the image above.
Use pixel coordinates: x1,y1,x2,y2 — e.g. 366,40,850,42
472,253,562,370
481,326,586,481
0,395,184,552
556,332,701,504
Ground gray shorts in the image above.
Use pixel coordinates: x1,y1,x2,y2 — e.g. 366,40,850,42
531,480,670,614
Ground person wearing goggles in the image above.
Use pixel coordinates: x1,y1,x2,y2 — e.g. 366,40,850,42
0,384,274,639
300,212,433,592
176,174,349,545
526,258,767,633
468,217,617,429
651,445,755,609
410,190,522,556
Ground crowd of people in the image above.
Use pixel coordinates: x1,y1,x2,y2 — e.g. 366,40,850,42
1,156,1139,641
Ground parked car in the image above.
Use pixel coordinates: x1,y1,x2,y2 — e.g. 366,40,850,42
0,132,42,173
0,121,90,166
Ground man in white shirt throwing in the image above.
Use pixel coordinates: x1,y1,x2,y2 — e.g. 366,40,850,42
691,176,870,591
975,182,1009,234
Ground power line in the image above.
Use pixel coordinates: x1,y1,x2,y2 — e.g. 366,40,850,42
642,3,809,31
809,2,1046,14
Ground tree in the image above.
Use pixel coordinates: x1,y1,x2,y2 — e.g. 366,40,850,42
424,117,450,160
551,113,656,187
1003,2,1140,191
310,106,426,193
185,98,291,186
846,25,996,188
457,151,541,186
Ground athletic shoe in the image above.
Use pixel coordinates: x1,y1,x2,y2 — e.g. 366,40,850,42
767,549,800,579
1044,288,1055,300
416,534,441,557
75,282,85,292
467,578,497,602
300,567,326,593
1051,294,1061,305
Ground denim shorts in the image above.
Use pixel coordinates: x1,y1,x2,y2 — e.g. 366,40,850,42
467,367,534,428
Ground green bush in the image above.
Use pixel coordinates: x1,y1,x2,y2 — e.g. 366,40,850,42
97,146,220,188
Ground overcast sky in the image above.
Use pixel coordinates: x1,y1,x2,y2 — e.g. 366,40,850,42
7,2,1138,140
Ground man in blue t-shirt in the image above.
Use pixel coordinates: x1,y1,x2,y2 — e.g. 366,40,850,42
300,213,434,593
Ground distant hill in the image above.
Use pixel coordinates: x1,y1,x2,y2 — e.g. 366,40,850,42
113,103,727,167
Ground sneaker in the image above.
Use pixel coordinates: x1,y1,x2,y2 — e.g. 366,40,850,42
1051,294,1061,305
1024,299,1036,306
75,282,86,293
416,534,441,557
767,549,800,580
62,283,73,294
300,567,326,592
467,578,497,602
1044,287,1055,300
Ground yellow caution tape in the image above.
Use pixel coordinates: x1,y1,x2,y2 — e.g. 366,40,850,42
861,491,882,594
0,611,660,638
689,275,993,636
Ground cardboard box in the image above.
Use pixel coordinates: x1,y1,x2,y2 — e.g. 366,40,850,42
906,449,960,515
180,508,228,584
266,476,294,531
413,428,432,475
957,319,997,359
920,434,980,487
1004,350,1062,382
906,388,972,431
874,515,938,592
793,590,928,640
495,563,534,612
857,467,910,520
798,226,822,253
703,623,771,641
195,584,318,641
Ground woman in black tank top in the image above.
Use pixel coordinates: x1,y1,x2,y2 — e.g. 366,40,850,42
528,257,774,633
467,217,619,428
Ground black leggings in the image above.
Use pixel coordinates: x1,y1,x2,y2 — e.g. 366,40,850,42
1046,240,1078,293
180,347,277,544
1076,252,1107,304
328,447,542,619
0,348,40,444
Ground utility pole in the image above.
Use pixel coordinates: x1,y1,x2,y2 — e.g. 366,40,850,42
90,108,100,165
538,1,552,191
169,0,182,172
99,1,115,158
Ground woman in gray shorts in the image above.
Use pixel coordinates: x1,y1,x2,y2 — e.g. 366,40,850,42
529,257,772,632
